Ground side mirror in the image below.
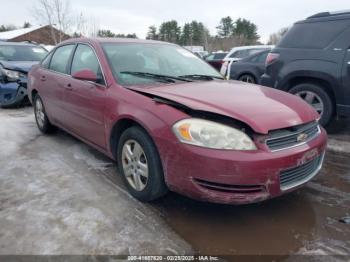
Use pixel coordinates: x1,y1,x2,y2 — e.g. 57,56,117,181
72,69,98,82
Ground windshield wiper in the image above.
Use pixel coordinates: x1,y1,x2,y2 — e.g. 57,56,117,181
120,71,193,83
178,74,224,81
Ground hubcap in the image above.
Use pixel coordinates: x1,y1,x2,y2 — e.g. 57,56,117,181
295,91,324,116
121,140,149,191
240,75,255,84
35,98,45,128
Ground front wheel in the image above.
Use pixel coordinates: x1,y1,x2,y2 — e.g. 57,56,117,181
33,94,56,134
289,83,334,126
117,126,167,202
238,74,256,84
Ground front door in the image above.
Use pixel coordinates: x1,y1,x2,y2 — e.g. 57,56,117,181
63,44,107,149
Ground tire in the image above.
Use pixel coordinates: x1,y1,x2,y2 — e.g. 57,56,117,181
33,94,56,134
117,126,168,202
289,83,334,126
238,74,256,84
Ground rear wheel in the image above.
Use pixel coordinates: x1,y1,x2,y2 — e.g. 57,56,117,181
33,94,56,134
238,74,256,84
117,126,167,202
289,83,334,126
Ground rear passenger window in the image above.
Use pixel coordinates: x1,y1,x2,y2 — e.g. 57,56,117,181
49,45,75,74
71,44,104,84
278,20,349,49
250,52,268,63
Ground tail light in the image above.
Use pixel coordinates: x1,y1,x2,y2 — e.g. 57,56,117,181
265,53,280,66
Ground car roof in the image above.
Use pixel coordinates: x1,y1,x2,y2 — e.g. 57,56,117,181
301,10,350,23
0,41,39,47
229,45,274,52
60,37,174,46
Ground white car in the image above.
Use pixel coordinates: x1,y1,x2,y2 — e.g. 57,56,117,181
220,45,274,77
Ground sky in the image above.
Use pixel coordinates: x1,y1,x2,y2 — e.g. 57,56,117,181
0,0,349,43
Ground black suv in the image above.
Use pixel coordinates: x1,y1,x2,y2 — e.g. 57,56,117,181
261,11,350,126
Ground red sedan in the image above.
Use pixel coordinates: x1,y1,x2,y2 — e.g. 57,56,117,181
28,38,327,204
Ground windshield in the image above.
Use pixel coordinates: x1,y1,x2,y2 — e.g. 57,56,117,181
0,45,48,61
102,43,223,86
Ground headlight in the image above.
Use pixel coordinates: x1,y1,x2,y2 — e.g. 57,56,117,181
1,69,22,81
172,118,257,150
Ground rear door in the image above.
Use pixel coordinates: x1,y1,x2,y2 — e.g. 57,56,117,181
39,44,75,125
63,44,107,148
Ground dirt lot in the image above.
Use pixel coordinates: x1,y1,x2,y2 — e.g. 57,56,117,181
0,107,349,260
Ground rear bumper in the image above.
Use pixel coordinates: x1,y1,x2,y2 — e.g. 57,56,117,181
0,82,27,107
155,128,327,205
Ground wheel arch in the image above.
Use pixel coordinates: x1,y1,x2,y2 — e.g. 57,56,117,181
109,117,154,160
284,76,336,114
30,89,38,104
237,72,258,83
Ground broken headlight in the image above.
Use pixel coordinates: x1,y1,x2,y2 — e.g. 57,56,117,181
172,118,257,150
1,69,23,82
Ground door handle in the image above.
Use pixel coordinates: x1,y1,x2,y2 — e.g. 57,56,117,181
65,83,73,91
40,76,46,81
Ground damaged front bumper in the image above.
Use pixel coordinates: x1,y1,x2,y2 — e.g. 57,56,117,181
155,127,327,205
0,81,28,107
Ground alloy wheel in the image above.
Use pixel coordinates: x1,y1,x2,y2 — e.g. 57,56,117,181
295,91,324,116
35,98,45,128
121,140,149,191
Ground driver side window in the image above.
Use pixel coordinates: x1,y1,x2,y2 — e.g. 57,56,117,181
71,44,104,85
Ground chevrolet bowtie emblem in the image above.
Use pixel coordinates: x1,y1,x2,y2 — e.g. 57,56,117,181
297,133,308,142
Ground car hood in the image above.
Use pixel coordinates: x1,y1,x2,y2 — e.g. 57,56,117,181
0,60,39,73
128,81,319,134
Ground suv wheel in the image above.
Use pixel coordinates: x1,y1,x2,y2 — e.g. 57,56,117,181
117,126,168,202
238,74,256,84
33,94,56,133
289,83,334,126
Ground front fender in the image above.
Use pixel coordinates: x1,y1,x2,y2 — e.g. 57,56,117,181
0,82,27,107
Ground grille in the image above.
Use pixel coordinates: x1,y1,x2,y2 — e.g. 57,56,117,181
266,121,320,151
280,153,324,191
194,178,265,194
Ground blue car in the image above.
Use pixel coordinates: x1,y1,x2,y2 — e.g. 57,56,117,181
0,42,48,107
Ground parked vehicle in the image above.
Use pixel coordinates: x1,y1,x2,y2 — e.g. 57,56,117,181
227,50,270,83
28,38,327,205
0,42,47,107
193,51,209,58
205,52,228,71
261,10,350,126
220,45,274,76
184,46,208,58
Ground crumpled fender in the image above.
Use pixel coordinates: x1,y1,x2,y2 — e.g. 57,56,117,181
0,82,27,107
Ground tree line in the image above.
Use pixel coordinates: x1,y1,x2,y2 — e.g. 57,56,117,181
1,0,288,49
146,17,260,51
0,22,31,32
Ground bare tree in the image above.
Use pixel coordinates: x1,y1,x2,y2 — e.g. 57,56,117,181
70,12,100,37
267,27,289,45
32,0,72,44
